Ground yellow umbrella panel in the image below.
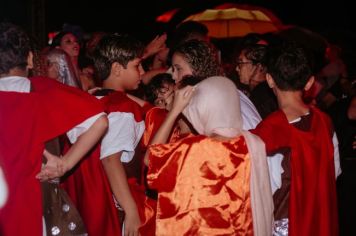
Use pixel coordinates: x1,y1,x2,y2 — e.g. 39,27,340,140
185,8,282,38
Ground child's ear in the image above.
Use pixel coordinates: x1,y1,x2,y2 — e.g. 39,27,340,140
304,76,315,91
111,62,123,76
26,51,34,70
266,73,275,88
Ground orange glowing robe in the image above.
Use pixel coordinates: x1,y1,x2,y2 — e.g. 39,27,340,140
147,134,254,236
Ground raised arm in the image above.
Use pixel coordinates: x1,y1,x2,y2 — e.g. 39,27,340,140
144,86,195,165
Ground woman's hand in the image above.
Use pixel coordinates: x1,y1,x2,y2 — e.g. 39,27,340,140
170,85,196,115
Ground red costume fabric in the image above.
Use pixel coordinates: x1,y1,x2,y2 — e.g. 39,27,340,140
62,91,148,236
147,134,254,236
0,77,103,236
251,107,338,236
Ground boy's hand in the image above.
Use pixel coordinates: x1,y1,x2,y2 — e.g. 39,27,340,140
36,150,68,181
124,209,141,236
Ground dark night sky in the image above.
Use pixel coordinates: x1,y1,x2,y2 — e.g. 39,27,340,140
1,0,355,42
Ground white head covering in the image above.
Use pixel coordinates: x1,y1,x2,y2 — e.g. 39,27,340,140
183,76,242,138
183,76,274,236
45,48,80,87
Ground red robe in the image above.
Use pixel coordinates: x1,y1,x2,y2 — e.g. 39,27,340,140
62,91,148,236
147,135,253,236
251,107,338,236
0,77,103,236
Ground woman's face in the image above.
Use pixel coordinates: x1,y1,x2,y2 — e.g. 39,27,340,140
59,33,80,58
171,53,193,85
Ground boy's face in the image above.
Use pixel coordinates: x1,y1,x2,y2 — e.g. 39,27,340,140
120,58,144,90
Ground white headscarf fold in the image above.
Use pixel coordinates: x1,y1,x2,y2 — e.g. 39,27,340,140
183,76,274,236
45,48,80,88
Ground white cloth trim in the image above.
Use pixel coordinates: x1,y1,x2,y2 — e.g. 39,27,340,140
243,131,274,236
0,76,30,92
267,153,284,194
333,132,342,178
238,89,262,130
66,112,106,143
100,112,145,162
0,167,8,209
237,90,283,194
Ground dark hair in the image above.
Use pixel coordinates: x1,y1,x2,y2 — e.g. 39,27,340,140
172,39,222,80
265,42,313,91
0,22,31,75
51,31,74,47
93,33,144,81
168,21,209,48
242,44,268,65
145,73,175,103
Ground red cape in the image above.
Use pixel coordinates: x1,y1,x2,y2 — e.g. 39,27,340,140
252,107,338,236
0,77,103,236
62,91,146,236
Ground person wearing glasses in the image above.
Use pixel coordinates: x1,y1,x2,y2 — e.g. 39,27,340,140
236,43,278,119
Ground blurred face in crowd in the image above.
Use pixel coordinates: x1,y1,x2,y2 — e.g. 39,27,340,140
58,33,80,58
235,51,256,86
154,82,175,110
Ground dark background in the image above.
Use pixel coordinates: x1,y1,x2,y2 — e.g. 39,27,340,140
1,0,355,45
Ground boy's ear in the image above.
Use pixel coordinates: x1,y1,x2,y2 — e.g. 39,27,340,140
27,51,34,70
111,62,123,76
304,76,315,91
266,73,275,88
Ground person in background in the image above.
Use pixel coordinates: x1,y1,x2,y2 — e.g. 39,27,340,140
251,42,341,236
52,31,96,91
0,22,108,236
145,76,273,235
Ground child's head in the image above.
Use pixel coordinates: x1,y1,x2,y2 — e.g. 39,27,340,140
0,22,32,76
265,42,313,91
93,33,144,90
171,39,222,85
145,73,175,109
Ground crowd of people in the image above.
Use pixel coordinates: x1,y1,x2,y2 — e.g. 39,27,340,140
0,19,355,236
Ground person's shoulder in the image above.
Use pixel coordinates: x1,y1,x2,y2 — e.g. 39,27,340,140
29,76,59,90
106,91,145,121
260,109,285,125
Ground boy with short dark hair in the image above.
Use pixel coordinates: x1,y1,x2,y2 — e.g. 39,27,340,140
0,22,108,236
252,42,341,236
94,33,146,235
62,33,147,236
